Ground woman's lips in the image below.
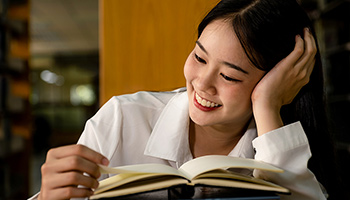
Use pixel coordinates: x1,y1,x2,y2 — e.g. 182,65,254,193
194,92,222,111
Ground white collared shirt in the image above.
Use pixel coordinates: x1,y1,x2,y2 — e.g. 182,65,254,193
78,88,257,170
29,88,326,200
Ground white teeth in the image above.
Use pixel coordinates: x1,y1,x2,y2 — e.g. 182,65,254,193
195,93,220,108
201,99,206,106
196,94,202,102
206,101,211,107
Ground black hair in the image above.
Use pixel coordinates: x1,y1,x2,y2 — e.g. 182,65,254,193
198,0,344,199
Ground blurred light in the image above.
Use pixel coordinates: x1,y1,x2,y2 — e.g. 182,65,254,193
40,70,65,86
70,84,96,106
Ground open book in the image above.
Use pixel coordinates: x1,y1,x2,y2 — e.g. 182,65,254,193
90,155,289,199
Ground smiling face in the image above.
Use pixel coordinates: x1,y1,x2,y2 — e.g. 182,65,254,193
184,19,265,131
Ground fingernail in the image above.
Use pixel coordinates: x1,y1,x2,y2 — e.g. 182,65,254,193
102,158,109,166
93,181,99,189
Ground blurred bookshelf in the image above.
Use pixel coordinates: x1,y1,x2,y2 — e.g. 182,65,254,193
318,0,350,144
301,0,350,194
0,0,31,199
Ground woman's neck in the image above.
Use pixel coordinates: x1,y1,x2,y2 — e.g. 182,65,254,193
189,119,251,158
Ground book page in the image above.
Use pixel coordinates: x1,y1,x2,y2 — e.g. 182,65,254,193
179,155,283,180
191,178,289,193
98,155,284,183
91,176,188,199
193,169,289,193
95,173,158,194
99,163,186,177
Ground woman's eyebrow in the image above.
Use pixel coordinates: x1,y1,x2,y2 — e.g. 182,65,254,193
222,61,249,75
196,40,249,75
196,41,208,55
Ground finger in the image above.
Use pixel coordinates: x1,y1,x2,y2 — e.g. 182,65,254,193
47,144,109,166
44,172,99,190
305,59,316,82
42,155,101,179
302,54,315,79
45,187,94,199
272,35,304,71
284,35,305,66
306,28,317,51
293,29,316,87
303,28,317,76
294,28,317,71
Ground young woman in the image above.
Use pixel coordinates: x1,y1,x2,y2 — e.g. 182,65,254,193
32,0,342,199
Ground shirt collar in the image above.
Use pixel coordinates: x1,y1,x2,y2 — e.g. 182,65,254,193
144,90,257,165
144,91,193,165
228,119,257,159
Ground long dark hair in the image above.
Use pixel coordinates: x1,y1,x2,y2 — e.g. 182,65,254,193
198,0,343,199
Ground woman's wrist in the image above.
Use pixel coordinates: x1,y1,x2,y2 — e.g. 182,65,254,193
252,100,283,136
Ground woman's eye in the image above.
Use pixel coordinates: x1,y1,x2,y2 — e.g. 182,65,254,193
195,54,207,64
220,73,242,82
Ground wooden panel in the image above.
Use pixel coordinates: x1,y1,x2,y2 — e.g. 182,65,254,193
99,0,220,105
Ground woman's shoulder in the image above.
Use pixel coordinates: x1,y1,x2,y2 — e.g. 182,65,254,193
97,88,187,116
107,87,186,108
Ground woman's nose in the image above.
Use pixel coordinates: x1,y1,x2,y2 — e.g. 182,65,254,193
196,69,217,95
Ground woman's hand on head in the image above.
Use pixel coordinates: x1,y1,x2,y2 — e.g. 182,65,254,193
38,144,109,200
252,28,317,136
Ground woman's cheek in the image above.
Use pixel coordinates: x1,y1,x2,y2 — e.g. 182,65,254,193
184,56,195,81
